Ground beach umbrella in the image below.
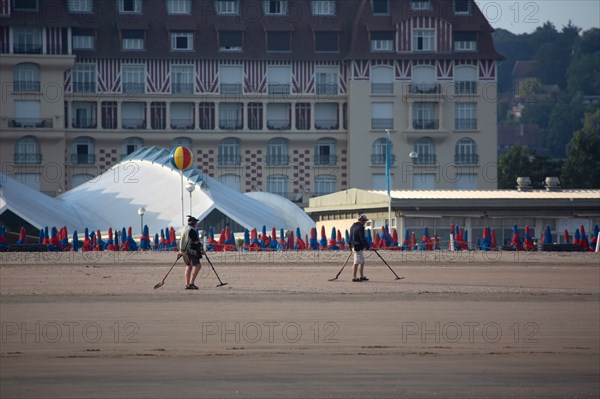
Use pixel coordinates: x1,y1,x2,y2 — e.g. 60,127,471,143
564,229,570,244
579,225,590,251
574,228,581,247
480,226,491,251
153,233,159,250
543,225,552,245
403,229,410,250
84,227,89,241
345,229,350,247
309,227,318,250
287,230,294,250
61,227,69,249
319,225,327,249
0,226,6,249
392,228,399,247
511,224,522,250
39,229,45,244
433,232,440,250
72,230,79,252
16,227,27,245
365,228,372,248
410,231,417,250
491,228,497,249
114,229,120,249
243,229,250,250
328,227,338,249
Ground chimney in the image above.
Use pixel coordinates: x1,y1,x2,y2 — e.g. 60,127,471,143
516,177,532,191
545,177,561,192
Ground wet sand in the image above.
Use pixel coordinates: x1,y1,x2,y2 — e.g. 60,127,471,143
1,250,599,398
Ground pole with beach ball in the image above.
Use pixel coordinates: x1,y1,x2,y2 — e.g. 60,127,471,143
169,146,194,226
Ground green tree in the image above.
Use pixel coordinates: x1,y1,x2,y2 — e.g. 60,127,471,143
519,97,554,129
567,52,600,95
544,93,585,158
498,145,534,189
561,109,600,188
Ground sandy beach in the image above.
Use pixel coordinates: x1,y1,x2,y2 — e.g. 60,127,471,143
1,250,599,398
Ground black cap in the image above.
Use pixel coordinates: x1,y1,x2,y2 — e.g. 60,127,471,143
187,215,199,224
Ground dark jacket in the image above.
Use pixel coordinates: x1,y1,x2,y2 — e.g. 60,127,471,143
349,221,368,251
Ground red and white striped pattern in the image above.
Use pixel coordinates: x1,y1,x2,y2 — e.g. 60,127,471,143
397,17,452,52
64,69,71,92
45,27,63,55
338,63,347,94
292,61,314,94
395,60,411,80
97,58,121,93
244,60,267,93
351,60,370,80
0,0,10,15
196,60,218,93
436,60,453,80
478,60,496,80
147,59,170,93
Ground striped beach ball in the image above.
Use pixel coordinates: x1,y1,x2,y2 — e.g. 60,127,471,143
169,146,193,171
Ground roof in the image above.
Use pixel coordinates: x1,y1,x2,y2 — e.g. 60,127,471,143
511,60,537,78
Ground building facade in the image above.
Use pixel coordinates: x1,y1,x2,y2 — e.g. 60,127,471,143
0,0,502,198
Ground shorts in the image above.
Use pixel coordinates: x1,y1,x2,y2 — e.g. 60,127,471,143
353,249,365,265
183,253,201,267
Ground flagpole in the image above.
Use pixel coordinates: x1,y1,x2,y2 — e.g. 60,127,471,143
385,129,392,230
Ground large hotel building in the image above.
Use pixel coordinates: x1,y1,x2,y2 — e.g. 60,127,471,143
1,0,501,200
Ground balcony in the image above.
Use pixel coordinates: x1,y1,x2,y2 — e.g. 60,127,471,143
267,119,291,130
413,119,439,130
455,118,477,130
13,81,40,92
172,83,194,94
371,83,393,94
316,84,338,95
122,83,145,94
13,44,42,54
14,153,42,164
315,119,339,130
412,154,437,165
102,118,118,129
122,119,146,129
454,81,477,95
218,154,241,166
9,118,53,128
268,83,290,95
71,154,96,165
220,83,243,94
314,154,337,166
72,118,97,129
266,155,289,166
371,118,393,130
73,82,97,93
371,154,395,165
455,154,479,165
170,119,194,130
408,83,441,94
219,119,242,130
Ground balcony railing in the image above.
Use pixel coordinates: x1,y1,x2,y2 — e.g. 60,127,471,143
220,83,243,94
371,83,393,94
413,119,439,130
73,82,97,93
266,155,289,166
199,119,214,130
268,83,290,94
412,153,437,165
455,118,477,130
172,83,194,94
71,154,96,165
170,119,194,129
218,154,241,166
296,118,310,130
408,83,441,94
454,81,477,95
9,118,53,128
14,153,42,164
455,154,479,165
314,154,337,165
122,83,145,94
267,119,291,130
72,118,97,128
102,118,118,129
13,44,42,54
371,118,393,129
371,154,395,165
151,117,166,130
122,119,146,129
315,119,339,130
13,81,40,92
316,83,338,95
219,119,242,130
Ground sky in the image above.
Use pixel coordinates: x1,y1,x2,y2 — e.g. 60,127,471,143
475,0,600,34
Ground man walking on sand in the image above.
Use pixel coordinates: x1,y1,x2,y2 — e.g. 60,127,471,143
179,216,203,290
349,214,370,282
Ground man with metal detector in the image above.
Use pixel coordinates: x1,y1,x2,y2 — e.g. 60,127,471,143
179,216,203,290
349,214,370,282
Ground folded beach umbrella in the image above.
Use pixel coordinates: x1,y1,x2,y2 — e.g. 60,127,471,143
39,228,45,245
579,225,590,251
153,233,159,250
309,227,318,250
543,225,552,245
16,227,27,245
511,224,522,250
72,230,79,252
564,229,570,244
319,225,327,249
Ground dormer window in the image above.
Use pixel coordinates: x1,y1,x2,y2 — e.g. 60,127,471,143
454,32,476,51
264,0,287,15
219,31,243,52
167,0,191,14
171,32,193,51
121,30,144,50
371,31,394,52
215,0,239,15
413,29,434,52
67,0,93,13
311,0,335,16
411,1,431,10
119,0,142,13
13,0,38,11
372,0,388,15
454,0,470,15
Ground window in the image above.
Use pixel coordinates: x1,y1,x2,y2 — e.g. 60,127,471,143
454,65,477,94
13,0,38,11
371,0,388,14
122,64,145,94
295,103,310,130
267,138,289,166
13,63,40,92
72,101,97,128
454,31,476,51
67,0,93,13
267,175,289,197
267,103,290,130
314,175,336,196
167,0,191,14
314,103,338,130
71,137,95,165
170,102,194,129
72,29,95,50
121,102,146,129
316,68,338,95
455,102,477,130
120,137,144,158
215,0,239,15
218,138,240,166
311,0,335,16
248,103,263,130
371,66,393,94
13,100,40,127
267,31,291,52
150,102,166,129
12,27,41,54
122,30,144,50
15,136,41,164
455,138,478,164
411,0,431,10
220,65,243,94
171,32,193,51
119,0,142,13
171,65,194,94
414,137,436,165
315,31,338,52
219,103,243,130
199,103,215,130
72,64,96,93
371,102,393,129
102,101,118,129
264,0,287,15
267,66,291,94
371,31,393,52
413,102,436,129
219,31,242,52
314,139,336,165
371,138,393,165
454,0,470,15
413,29,434,51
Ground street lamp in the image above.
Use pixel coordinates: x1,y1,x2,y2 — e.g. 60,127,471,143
409,151,418,190
385,129,392,229
185,181,195,217
137,207,146,235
